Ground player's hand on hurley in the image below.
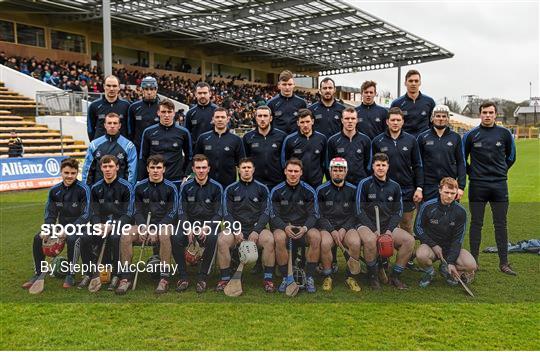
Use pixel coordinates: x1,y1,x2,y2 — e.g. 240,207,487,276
432,245,444,259
296,226,308,238
448,264,459,278
285,225,296,239
456,189,464,201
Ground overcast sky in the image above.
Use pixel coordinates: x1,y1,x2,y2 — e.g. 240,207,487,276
331,0,539,106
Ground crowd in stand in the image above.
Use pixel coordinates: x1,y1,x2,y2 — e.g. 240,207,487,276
0,53,317,127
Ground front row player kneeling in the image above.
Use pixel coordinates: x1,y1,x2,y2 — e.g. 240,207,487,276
270,158,321,293
356,152,416,290
414,177,477,287
80,155,133,292
217,158,276,293
317,157,362,292
22,158,90,291
115,155,178,295
172,154,223,293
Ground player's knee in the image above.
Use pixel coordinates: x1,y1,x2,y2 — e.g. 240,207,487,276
259,232,274,248
273,230,286,248
320,234,333,250
308,229,321,248
362,232,377,249
415,245,431,263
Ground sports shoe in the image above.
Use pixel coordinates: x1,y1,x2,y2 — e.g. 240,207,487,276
115,279,131,295
263,280,275,293
63,274,75,288
369,274,381,290
439,262,458,286
345,277,362,292
155,278,169,294
196,280,207,293
77,275,90,289
215,280,229,292
407,260,424,272
107,276,119,291
419,269,436,288
278,279,287,293
389,275,408,290
176,279,189,292
322,276,333,291
500,263,517,276
305,276,316,293
22,274,39,289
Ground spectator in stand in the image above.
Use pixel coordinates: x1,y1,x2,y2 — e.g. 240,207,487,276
7,130,24,158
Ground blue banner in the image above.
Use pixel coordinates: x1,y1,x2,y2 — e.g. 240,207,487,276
0,156,67,191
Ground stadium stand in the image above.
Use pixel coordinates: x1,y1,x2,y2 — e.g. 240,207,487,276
0,81,87,157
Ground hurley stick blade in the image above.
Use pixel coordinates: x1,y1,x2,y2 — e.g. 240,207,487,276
285,238,299,297
224,263,244,297
336,238,361,275
28,272,46,295
457,276,475,297
133,212,152,291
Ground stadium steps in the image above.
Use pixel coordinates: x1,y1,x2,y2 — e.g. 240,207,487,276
0,82,88,158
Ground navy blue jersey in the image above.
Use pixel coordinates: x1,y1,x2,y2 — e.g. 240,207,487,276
90,177,133,225
178,178,223,222
87,97,131,140
127,98,159,152
390,92,435,137
463,125,516,182
415,198,467,265
316,181,357,231
223,180,270,233
133,178,178,225
267,94,307,134
281,131,327,188
242,127,287,189
327,131,371,185
371,131,424,190
82,133,137,185
44,180,90,226
139,123,192,182
184,102,218,145
356,176,402,233
417,127,466,189
308,100,345,138
355,103,387,139
194,130,246,187
270,181,319,230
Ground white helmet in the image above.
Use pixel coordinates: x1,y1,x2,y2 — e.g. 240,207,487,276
431,104,450,117
238,241,258,264
329,157,348,170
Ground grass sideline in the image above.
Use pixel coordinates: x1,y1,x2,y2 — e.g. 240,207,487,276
0,139,539,350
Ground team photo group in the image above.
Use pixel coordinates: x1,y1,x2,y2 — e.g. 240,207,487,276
22,68,516,297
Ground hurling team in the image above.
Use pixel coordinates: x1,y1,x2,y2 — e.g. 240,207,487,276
22,68,517,295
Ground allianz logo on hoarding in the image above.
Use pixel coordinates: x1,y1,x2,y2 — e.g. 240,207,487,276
1,158,61,177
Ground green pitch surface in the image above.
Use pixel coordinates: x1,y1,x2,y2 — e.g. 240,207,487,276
1,140,539,350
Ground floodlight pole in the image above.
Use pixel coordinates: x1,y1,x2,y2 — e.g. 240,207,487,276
396,61,402,97
102,0,112,77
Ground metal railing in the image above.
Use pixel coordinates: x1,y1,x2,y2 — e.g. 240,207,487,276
35,91,103,116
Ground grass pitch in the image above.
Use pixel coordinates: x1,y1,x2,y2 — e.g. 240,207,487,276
1,139,539,350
